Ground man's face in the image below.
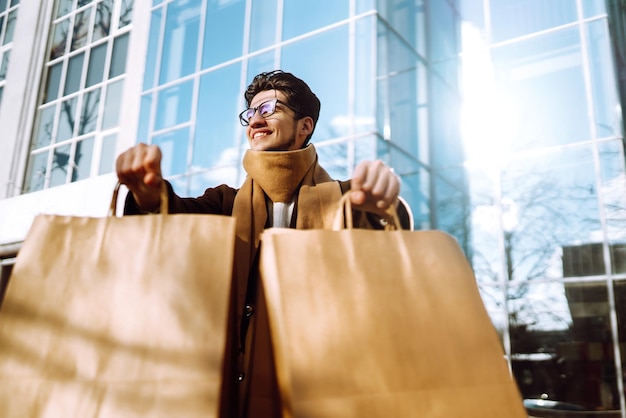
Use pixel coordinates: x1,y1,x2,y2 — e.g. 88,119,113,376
246,89,310,151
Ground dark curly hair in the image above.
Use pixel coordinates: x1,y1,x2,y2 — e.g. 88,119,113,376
244,70,320,146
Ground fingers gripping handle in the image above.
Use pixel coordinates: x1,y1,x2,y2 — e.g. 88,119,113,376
332,191,401,231
108,181,169,217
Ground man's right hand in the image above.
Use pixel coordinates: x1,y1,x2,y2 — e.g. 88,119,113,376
116,143,163,212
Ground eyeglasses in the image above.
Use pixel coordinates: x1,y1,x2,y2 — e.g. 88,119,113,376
238,99,299,126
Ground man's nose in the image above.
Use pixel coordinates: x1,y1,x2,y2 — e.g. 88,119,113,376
249,110,266,126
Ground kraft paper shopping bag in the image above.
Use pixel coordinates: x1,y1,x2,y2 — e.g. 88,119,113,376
259,193,526,418
0,183,236,417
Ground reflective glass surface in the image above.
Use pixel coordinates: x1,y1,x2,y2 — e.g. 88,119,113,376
249,0,277,52
282,25,349,143
44,62,62,103
598,140,626,243
153,127,190,177
586,19,621,139
282,0,348,40
79,88,100,134
159,0,201,84
50,144,71,187
201,0,244,68
58,97,77,141
492,27,590,151
354,16,376,136
86,43,107,87
93,0,113,42
23,151,48,192
72,136,94,181
582,0,606,18
109,33,129,78
64,52,84,95
490,0,577,42
155,80,193,131
193,64,241,170
32,105,55,149
143,6,161,90
99,133,117,175
102,79,123,129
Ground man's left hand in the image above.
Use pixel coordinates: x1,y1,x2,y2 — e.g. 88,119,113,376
350,160,400,215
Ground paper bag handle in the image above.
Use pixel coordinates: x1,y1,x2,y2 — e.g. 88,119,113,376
108,181,169,217
332,191,402,231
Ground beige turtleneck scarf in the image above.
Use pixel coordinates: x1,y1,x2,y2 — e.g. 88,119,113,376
230,143,342,326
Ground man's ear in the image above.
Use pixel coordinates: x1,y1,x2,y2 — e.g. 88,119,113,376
299,116,314,137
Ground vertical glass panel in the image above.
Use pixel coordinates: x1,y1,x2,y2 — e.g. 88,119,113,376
152,127,190,177
78,88,101,134
382,0,426,57
501,145,600,282
50,18,70,60
597,140,626,245
247,50,275,82
55,0,73,18
102,79,123,129
354,16,375,136
586,20,621,138
316,140,350,180
282,0,348,40
86,42,107,87
490,0,577,42
44,62,63,103
201,0,244,68
99,133,117,174
356,0,374,14
64,52,85,96
23,151,48,192
155,79,193,130
137,93,152,142
193,64,241,169
119,0,133,28
0,0,7,12
71,8,91,51
109,33,129,78
143,7,162,90
510,281,619,412
32,105,56,149
429,0,457,82
50,144,71,187
492,27,590,151
0,49,9,80
93,0,113,42
3,9,16,44
58,97,78,141
10,0,18,5
582,0,606,18
72,136,94,181
78,0,95,7
281,25,349,143
0,86,3,106
249,0,277,52
160,0,201,85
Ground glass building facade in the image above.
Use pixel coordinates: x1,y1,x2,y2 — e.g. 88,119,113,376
1,0,626,416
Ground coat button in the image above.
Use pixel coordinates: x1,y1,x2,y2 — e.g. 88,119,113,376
245,304,254,317
238,373,245,381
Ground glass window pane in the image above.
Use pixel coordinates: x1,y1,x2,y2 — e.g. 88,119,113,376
0,49,10,80
10,0,18,6
71,8,91,51
492,27,590,151
152,127,190,177
99,133,117,175
86,42,106,87
193,64,241,169
282,0,348,40
143,7,162,90
79,88,101,134
490,0,577,42
201,0,244,68
23,151,48,192
155,79,193,130
58,97,78,141
32,105,56,149
93,0,113,42
248,0,276,52
72,136,94,181
160,0,201,84
119,0,133,28
64,52,85,96
246,50,274,82
501,145,600,282
102,79,123,129
109,32,129,78
583,0,606,18
55,0,72,18
50,18,70,60
44,62,63,103
587,20,621,138
50,144,71,187
281,25,349,143
3,9,16,44
0,0,7,12
137,93,152,143
598,140,626,244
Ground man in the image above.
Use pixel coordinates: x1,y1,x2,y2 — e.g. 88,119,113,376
116,70,406,417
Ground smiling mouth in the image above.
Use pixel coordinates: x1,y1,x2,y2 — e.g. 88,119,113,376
253,132,270,140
